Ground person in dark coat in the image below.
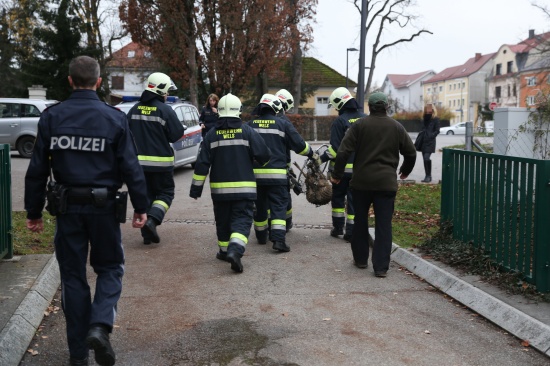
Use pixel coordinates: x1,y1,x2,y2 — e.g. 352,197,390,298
199,93,219,138
419,103,440,183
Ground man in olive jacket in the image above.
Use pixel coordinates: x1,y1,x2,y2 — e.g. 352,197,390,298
330,92,416,278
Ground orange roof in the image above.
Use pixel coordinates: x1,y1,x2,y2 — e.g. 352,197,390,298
106,42,160,69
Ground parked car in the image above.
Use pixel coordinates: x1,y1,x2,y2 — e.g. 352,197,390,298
0,98,58,158
440,122,468,135
116,98,202,168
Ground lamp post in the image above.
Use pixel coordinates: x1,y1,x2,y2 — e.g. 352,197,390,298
346,48,358,90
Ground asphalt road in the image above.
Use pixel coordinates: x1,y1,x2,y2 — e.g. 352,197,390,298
10,134,550,365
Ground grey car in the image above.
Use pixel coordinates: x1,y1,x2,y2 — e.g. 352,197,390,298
0,98,58,158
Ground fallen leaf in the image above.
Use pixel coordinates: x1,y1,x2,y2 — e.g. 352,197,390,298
41,336,48,339
282,313,288,317
521,340,530,347
328,294,336,297
334,269,342,272
323,318,331,321
424,330,431,334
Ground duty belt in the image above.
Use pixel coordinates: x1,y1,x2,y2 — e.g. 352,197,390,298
67,187,115,205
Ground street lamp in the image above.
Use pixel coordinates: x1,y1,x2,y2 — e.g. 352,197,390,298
346,48,358,90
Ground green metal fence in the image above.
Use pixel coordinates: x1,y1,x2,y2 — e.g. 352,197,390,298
0,144,13,259
441,149,550,292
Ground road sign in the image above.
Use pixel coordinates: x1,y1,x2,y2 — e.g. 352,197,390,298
489,102,497,111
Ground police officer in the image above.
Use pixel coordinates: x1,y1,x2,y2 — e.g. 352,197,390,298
250,94,318,252
24,56,149,366
321,87,366,241
275,89,297,231
128,72,185,245
190,94,271,273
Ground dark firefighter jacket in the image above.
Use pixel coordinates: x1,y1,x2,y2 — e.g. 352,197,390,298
128,91,185,172
190,117,271,201
249,109,313,185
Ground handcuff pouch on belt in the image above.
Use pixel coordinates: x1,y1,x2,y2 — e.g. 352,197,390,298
115,191,128,223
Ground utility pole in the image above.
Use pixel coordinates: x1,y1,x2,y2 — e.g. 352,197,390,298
356,0,368,112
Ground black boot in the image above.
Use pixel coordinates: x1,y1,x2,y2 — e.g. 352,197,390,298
86,324,115,366
227,243,244,273
273,241,290,252
330,227,343,237
143,218,160,243
421,160,432,183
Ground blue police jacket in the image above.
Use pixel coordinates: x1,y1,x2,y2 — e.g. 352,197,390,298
24,89,149,219
190,117,271,201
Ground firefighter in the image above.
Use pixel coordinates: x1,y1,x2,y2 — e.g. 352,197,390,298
190,93,271,273
276,89,296,231
321,87,366,241
250,94,318,252
128,72,185,245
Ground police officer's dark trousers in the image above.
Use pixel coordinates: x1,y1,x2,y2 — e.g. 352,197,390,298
350,189,396,272
331,175,355,235
213,200,254,255
55,208,123,359
254,185,288,243
142,171,175,238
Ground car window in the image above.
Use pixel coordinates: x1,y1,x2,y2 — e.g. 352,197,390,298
174,106,185,124
21,104,41,117
1,103,20,118
183,106,195,127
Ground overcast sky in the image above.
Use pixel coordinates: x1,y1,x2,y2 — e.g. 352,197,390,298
308,0,550,88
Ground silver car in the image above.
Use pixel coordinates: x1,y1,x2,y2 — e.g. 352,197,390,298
117,99,202,168
0,98,58,158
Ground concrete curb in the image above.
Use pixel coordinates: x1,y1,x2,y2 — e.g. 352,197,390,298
390,245,550,357
0,254,60,366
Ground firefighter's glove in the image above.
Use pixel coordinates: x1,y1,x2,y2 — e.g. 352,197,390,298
311,152,321,167
288,167,297,179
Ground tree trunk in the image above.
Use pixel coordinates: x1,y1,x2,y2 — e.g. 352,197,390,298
291,47,302,114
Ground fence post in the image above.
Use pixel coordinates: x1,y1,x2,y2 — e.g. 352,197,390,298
465,121,473,151
313,118,318,141
0,144,13,259
534,160,550,292
440,148,453,223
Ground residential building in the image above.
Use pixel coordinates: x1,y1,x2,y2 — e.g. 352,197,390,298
422,53,495,125
519,57,550,107
266,57,356,116
380,71,435,112
105,42,160,103
487,30,550,108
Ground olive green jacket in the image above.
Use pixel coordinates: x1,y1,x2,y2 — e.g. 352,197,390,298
332,112,417,192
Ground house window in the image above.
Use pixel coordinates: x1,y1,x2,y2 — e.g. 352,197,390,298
439,86,442,92
507,61,513,73
453,84,456,90
462,99,464,106
448,101,451,107
438,102,442,108
527,77,536,86
427,87,431,93
453,100,456,107
495,86,501,98
507,85,511,97
127,50,135,58
111,76,124,90
420,95,423,102
449,85,451,91
527,96,535,105
144,51,152,58
317,97,329,104
513,84,517,97
496,64,502,75
462,82,465,89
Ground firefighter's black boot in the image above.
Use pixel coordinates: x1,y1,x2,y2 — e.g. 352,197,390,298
330,227,343,237
143,218,160,243
226,244,244,273
272,241,290,252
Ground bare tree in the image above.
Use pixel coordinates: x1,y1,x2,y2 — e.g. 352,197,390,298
353,0,432,96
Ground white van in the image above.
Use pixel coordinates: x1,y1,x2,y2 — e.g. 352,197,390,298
0,98,58,158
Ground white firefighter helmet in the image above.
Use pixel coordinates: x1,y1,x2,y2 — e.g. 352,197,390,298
276,89,294,111
329,87,353,111
259,93,283,113
146,72,177,96
218,93,242,118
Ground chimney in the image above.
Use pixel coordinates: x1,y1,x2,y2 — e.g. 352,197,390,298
475,53,481,62
529,29,535,39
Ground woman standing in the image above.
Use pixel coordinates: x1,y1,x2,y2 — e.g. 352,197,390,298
419,103,440,183
199,94,219,138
